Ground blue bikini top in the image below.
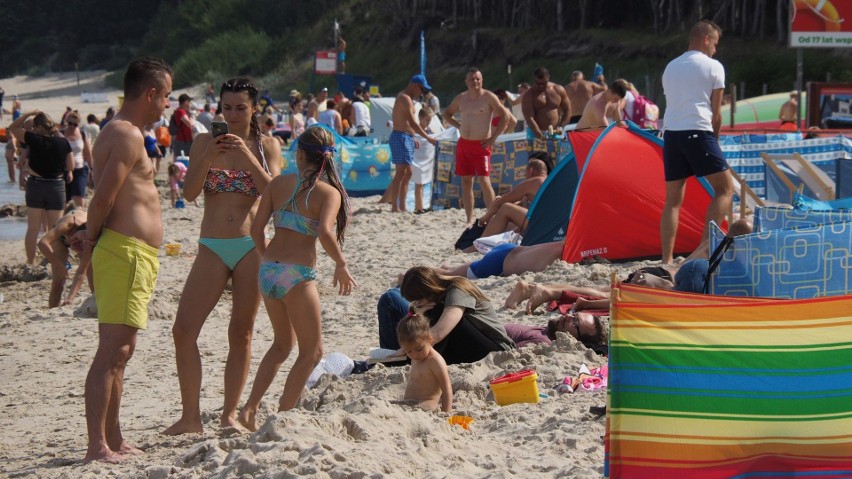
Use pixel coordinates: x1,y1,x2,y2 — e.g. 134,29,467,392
273,178,320,237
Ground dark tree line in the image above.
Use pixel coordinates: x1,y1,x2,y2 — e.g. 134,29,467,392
0,0,795,80
381,0,790,41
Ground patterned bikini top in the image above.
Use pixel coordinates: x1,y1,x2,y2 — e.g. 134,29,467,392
204,168,260,197
273,178,320,237
202,135,270,198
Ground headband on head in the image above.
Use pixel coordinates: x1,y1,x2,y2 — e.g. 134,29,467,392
299,142,337,155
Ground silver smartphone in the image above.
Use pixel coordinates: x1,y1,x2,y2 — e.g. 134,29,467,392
211,121,228,138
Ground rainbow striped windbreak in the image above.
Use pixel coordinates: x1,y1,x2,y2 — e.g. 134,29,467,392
606,284,852,478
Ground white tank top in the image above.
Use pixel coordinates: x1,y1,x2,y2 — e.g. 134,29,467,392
68,137,84,169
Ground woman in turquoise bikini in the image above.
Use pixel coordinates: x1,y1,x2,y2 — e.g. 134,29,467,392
163,77,277,435
237,126,355,431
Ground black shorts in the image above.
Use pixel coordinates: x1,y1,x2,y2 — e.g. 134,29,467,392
172,140,192,158
26,176,65,210
663,130,728,181
66,166,88,199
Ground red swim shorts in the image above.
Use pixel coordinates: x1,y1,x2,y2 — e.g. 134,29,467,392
455,137,491,177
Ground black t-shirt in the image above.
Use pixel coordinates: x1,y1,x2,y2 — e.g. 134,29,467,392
25,131,71,178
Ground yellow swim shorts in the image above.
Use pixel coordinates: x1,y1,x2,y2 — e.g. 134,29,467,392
92,228,160,330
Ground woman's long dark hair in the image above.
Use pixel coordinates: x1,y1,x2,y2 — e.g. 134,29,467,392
297,126,350,244
399,266,489,303
220,76,268,172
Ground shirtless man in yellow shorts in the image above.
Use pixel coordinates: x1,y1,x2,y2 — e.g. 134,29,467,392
73,57,173,463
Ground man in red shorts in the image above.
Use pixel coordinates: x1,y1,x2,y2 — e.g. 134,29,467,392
443,68,510,226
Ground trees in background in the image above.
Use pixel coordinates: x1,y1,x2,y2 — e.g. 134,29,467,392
381,0,789,40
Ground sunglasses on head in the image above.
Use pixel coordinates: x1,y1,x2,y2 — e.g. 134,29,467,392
569,313,596,344
222,79,255,91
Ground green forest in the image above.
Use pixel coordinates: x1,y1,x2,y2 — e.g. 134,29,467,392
1,0,850,103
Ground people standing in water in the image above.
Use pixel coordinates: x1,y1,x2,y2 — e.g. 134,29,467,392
163,77,274,435
237,126,355,431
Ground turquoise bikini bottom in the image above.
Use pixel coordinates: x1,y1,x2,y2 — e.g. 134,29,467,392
198,236,256,270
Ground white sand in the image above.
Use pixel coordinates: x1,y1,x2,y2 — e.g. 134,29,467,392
0,73,655,478
0,71,200,124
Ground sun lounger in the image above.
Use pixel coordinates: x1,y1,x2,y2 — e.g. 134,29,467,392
761,152,836,202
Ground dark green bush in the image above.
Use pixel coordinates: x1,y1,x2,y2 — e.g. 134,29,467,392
172,27,271,88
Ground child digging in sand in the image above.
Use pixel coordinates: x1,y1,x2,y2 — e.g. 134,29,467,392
397,312,453,412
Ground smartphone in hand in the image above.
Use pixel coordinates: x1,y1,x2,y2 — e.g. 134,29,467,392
211,121,228,138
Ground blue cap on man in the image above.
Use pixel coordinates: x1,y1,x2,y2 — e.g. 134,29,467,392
410,74,432,92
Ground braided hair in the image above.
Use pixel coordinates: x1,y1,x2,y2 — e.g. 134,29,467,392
220,76,268,172
297,126,350,244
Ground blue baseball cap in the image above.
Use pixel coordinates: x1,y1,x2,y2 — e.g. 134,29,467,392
411,74,432,91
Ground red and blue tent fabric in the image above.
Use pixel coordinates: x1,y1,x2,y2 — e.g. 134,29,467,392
606,283,852,478
520,131,597,246
523,123,714,261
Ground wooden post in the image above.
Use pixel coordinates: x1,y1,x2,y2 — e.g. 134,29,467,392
729,84,737,128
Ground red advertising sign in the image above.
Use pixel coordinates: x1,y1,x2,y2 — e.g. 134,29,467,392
790,0,852,47
314,50,338,75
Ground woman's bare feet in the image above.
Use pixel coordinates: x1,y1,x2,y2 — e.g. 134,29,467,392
114,441,144,456
237,407,258,432
504,280,533,309
221,413,248,432
525,283,553,315
162,416,203,436
83,446,125,464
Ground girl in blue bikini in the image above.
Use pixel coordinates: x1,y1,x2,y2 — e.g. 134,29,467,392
164,77,280,435
238,126,355,431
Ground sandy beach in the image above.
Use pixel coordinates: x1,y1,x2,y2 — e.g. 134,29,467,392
0,73,651,478
0,71,201,123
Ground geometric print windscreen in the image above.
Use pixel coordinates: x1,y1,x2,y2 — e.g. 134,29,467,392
709,220,852,299
754,206,852,232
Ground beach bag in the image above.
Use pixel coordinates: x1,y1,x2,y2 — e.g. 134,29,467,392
167,113,178,136
156,125,171,146
631,95,659,129
454,221,486,250
473,231,523,254
191,120,208,139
